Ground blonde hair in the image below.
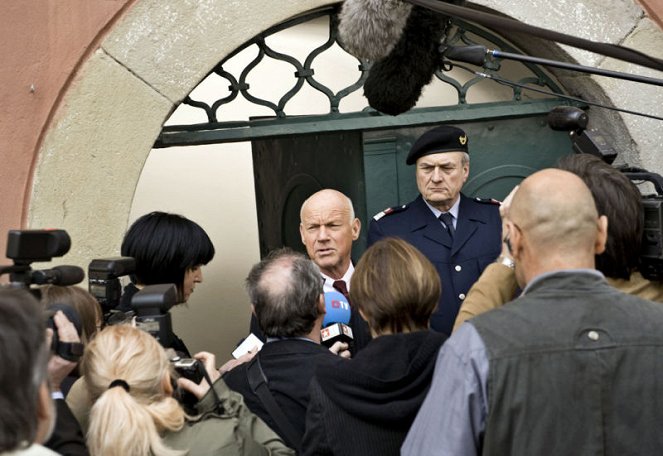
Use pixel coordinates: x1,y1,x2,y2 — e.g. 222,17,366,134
82,325,186,456
351,238,440,335
40,285,102,344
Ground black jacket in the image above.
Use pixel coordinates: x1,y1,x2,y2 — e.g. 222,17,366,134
45,399,89,456
223,339,334,447
301,331,447,455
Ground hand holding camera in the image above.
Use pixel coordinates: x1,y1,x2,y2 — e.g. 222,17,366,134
46,310,82,392
175,351,220,401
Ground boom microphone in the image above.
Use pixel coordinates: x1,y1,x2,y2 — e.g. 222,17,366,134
338,0,413,62
31,265,85,286
364,5,451,115
442,44,488,66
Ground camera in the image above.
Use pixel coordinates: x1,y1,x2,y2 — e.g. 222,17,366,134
171,356,206,384
104,283,180,352
1,229,84,290
132,283,178,348
45,303,84,362
622,169,663,281
88,257,136,315
171,355,207,412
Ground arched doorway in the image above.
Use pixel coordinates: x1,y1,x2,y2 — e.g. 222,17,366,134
147,5,577,262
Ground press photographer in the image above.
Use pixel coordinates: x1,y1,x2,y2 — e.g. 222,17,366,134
1,229,89,455
89,211,215,357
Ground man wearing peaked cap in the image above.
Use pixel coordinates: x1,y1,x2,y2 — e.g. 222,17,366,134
367,125,502,335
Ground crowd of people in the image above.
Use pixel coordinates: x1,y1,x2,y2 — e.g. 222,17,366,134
2,124,663,456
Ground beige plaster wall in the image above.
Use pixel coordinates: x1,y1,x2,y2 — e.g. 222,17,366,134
25,0,663,358
29,0,337,359
0,0,134,266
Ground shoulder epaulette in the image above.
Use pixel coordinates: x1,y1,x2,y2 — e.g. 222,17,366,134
474,197,501,206
373,204,408,221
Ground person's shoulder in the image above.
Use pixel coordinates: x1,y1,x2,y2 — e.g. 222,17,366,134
471,196,501,207
462,195,501,222
371,203,410,223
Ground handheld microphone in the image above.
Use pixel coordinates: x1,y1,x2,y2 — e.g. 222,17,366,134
338,0,413,61
31,265,85,286
320,291,353,348
322,291,351,327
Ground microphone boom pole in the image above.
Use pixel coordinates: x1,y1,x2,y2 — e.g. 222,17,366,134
443,45,663,87
489,49,663,88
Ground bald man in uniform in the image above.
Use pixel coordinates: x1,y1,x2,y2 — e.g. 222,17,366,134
403,169,663,456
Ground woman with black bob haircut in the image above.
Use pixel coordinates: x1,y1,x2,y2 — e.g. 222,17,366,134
118,211,215,355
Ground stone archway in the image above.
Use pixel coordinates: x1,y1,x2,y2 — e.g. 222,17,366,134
28,0,663,354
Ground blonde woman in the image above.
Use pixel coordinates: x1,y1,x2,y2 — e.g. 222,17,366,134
82,325,293,456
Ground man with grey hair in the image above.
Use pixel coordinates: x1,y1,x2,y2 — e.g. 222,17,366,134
368,125,502,335
224,248,347,451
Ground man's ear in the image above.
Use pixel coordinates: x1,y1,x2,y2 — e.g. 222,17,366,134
317,294,326,316
35,381,55,444
299,223,306,245
595,215,608,255
351,218,361,241
505,220,522,260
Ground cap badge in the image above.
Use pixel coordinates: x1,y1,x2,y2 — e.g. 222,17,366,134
459,134,467,145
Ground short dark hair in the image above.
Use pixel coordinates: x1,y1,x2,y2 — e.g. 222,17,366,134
0,289,49,451
557,154,643,279
121,212,215,298
351,238,440,334
246,248,323,337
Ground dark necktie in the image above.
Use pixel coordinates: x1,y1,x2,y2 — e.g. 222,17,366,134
333,280,351,306
439,212,455,239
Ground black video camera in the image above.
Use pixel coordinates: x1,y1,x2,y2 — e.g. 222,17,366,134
132,284,178,348
621,168,663,281
1,229,84,291
104,283,179,351
88,257,136,315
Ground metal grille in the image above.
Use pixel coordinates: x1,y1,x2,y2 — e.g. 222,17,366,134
156,5,564,147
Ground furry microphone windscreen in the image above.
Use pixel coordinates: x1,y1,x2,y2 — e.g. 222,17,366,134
363,5,449,116
338,0,413,62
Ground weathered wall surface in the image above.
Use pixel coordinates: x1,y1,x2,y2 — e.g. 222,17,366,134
0,0,134,265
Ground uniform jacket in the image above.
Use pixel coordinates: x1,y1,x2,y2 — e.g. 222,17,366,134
301,331,447,456
471,271,663,455
368,194,501,334
223,339,334,447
